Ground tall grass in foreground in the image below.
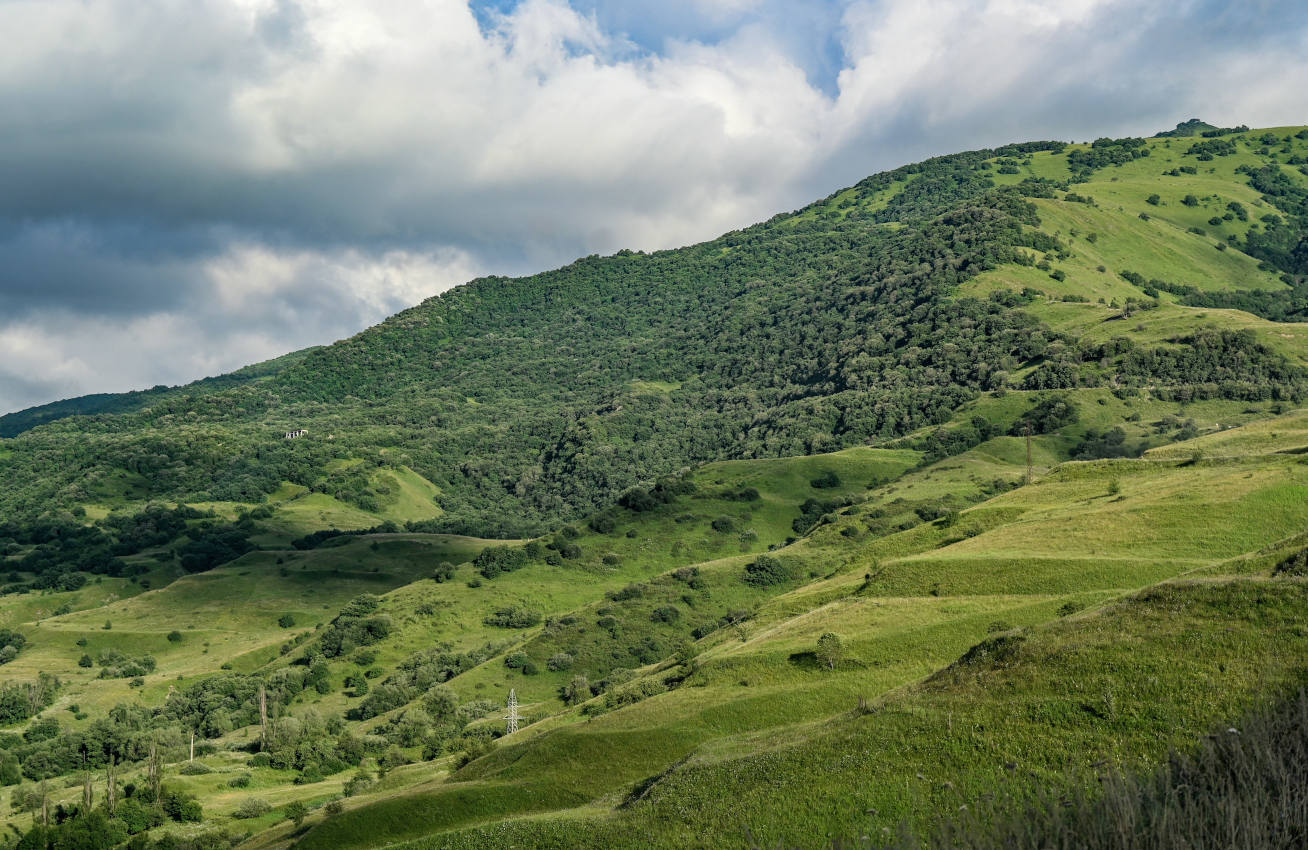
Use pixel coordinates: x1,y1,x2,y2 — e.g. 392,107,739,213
823,687,1308,850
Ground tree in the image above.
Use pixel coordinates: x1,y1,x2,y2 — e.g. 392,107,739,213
816,632,846,670
561,675,591,706
284,800,308,828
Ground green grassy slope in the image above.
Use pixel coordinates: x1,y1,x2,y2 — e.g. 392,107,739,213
1,124,1307,850
282,409,1308,850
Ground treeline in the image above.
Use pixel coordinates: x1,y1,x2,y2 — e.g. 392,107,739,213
3,135,1307,539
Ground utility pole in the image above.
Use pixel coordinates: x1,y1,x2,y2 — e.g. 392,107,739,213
148,742,161,806
1025,422,1033,486
259,685,269,746
189,729,195,763
504,689,520,735
106,757,117,815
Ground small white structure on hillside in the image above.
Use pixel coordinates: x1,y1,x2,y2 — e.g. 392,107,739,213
505,688,520,735
284,429,308,440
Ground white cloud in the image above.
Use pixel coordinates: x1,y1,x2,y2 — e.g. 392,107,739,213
0,0,1306,413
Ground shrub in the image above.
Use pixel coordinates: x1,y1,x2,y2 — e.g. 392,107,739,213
816,632,846,670
546,652,574,671
178,761,211,775
278,613,295,628
283,800,308,827
342,771,373,797
650,606,681,623
484,606,542,629
561,675,592,706
473,545,528,579
607,583,643,601
744,555,793,587
810,471,842,489
166,630,183,643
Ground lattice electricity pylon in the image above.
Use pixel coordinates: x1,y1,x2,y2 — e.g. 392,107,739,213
505,688,520,735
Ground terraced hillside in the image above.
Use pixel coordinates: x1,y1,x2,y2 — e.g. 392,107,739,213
0,123,1306,849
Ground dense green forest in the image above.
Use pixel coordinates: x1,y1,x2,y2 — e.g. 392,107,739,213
0,123,1305,850
3,129,1306,538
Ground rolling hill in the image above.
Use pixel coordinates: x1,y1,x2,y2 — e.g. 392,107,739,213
0,121,1306,850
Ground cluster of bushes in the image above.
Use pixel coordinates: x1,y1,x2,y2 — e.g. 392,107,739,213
290,521,402,550
351,643,504,720
1066,136,1149,176
0,629,26,665
12,782,206,850
317,595,391,658
94,650,157,679
743,555,795,587
618,476,697,513
484,606,542,629
792,497,843,535
473,545,529,579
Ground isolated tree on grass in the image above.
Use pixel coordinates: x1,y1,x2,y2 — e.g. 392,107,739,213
284,800,308,828
816,632,846,670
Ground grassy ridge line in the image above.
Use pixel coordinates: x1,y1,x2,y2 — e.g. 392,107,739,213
290,411,1308,849
402,579,1308,849
0,346,321,437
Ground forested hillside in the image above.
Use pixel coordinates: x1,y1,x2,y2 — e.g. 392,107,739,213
3,126,1306,539
0,123,1307,850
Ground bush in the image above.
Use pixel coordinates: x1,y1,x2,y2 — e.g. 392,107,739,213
816,632,846,670
561,675,592,706
432,561,456,583
283,800,308,827
743,555,793,587
473,545,528,579
484,606,542,629
546,652,574,671
810,471,842,489
278,613,295,628
178,761,211,775
233,797,271,819
342,771,374,797
166,630,183,643
650,606,681,623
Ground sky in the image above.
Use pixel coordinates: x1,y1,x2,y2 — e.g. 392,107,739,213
1,0,1306,415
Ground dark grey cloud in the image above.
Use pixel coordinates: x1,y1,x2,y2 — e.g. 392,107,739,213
0,0,1305,414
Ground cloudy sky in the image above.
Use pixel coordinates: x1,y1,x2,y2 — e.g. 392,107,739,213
1,0,1306,414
